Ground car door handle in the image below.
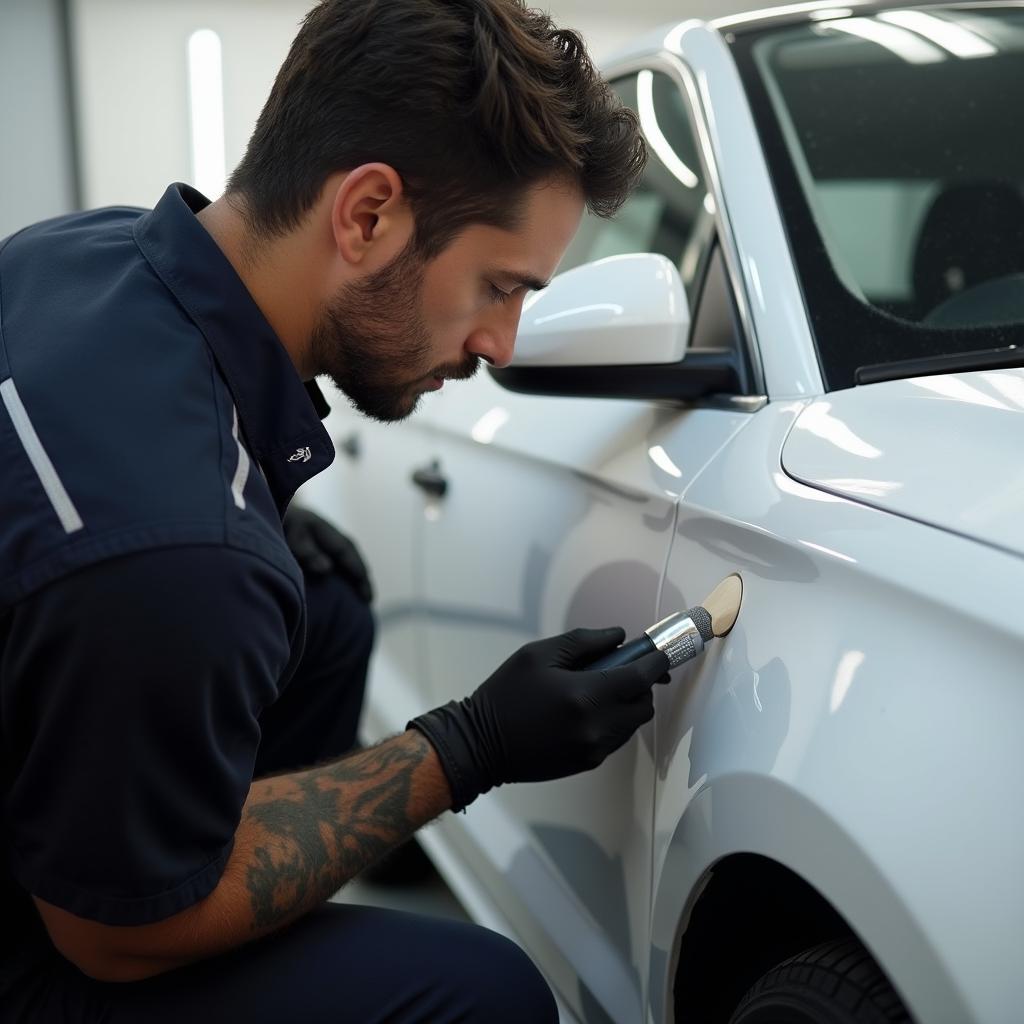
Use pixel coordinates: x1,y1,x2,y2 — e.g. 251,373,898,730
336,432,361,460
411,461,448,498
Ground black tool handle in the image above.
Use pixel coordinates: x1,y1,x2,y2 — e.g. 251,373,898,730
586,634,656,671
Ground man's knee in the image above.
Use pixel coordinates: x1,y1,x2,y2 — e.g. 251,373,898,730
445,924,558,1023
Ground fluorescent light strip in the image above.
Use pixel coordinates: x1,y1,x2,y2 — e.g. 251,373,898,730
714,1,874,30
878,10,997,58
809,8,855,20
637,70,699,189
188,29,227,199
818,17,947,64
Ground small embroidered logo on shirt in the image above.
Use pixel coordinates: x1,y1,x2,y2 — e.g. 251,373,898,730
288,447,312,463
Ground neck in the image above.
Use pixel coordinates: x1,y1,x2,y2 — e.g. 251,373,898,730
196,195,319,379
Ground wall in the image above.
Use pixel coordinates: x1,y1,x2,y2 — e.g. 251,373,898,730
0,0,78,237
69,0,791,210
69,0,297,209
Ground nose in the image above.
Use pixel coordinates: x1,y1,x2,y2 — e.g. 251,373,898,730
465,322,518,370
466,291,531,368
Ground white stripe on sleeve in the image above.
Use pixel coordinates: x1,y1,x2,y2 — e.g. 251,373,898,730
1,378,84,534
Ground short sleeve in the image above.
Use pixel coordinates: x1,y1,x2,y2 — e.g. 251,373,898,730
1,545,304,925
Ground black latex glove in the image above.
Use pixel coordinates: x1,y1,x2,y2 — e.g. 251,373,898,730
283,505,373,603
409,627,669,811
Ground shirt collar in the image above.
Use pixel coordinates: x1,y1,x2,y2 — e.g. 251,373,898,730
133,183,334,514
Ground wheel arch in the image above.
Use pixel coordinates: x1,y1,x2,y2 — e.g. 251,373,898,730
647,774,969,1024
670,852,853,1021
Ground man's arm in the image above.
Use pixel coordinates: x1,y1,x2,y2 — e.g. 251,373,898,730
21,549,665,984
34,622,669,983
35,729,450,982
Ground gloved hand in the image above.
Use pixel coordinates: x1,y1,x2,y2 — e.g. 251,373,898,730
409,627,669,811
283,505,373,603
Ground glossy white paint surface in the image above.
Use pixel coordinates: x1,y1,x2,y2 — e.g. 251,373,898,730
783,370,1024,557
412,367,749,1022
514,253,690,367
295,384,432,716
650,401,1024,1023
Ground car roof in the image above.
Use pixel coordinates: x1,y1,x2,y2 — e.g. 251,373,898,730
602,1,1006,67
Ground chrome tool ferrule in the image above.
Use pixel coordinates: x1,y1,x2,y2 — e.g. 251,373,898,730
645,612,705,669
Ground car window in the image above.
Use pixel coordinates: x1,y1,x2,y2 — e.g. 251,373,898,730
559,71,713,310
754,10,1024,325
732,6,1024,388
813,180,940,316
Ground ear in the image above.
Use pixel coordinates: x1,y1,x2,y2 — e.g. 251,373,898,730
330,164,411,266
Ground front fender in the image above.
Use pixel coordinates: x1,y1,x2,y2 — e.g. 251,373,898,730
648,401,1024,1024
648,773,966,1023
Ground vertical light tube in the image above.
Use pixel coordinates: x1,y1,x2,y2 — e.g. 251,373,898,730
188,29,226,199
637,69,699,189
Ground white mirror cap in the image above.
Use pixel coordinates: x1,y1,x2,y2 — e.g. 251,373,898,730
511,252,690,368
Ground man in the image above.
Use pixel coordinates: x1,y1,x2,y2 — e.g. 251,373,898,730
0,1,667,1020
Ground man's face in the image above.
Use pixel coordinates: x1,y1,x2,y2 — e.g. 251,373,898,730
311,178,584,422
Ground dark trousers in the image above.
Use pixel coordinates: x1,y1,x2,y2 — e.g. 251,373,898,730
9,571,557,1023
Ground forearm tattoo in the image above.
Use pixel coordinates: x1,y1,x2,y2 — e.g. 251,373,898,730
241,730,438,932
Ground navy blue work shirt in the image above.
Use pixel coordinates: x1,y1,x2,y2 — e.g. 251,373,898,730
0,184,335,975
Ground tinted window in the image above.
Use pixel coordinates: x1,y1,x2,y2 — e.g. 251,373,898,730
733,5,1024,388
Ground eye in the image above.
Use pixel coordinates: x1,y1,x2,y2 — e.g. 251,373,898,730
487,282,511,305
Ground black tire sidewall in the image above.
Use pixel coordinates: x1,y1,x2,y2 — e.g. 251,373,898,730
731,987,866,1024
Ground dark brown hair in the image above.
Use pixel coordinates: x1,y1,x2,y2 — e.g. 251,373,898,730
227,0,646,257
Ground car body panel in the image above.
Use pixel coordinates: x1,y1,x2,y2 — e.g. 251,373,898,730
296,393,432,719
783,370,1024,557
411,367,751,1021
650,400,1024,1023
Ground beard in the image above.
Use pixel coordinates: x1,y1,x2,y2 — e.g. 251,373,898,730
310,241,479,423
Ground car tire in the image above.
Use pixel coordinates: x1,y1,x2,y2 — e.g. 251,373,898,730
728,937,912,1024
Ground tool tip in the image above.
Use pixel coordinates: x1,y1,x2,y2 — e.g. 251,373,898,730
700,573,743,638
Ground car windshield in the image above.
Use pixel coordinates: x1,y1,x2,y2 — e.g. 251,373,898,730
730,5,1024,389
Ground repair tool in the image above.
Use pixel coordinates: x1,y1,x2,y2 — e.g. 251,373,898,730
586,573,743,671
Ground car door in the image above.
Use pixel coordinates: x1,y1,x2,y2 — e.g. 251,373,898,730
413,69,758,1022
295,384,436,742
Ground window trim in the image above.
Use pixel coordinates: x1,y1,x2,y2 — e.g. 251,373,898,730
603,53,768,402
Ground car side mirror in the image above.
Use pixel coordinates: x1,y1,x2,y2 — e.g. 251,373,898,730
511,253,690,367
491,252,744,404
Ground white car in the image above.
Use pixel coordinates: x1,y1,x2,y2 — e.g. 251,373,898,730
299,3,1024,1022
